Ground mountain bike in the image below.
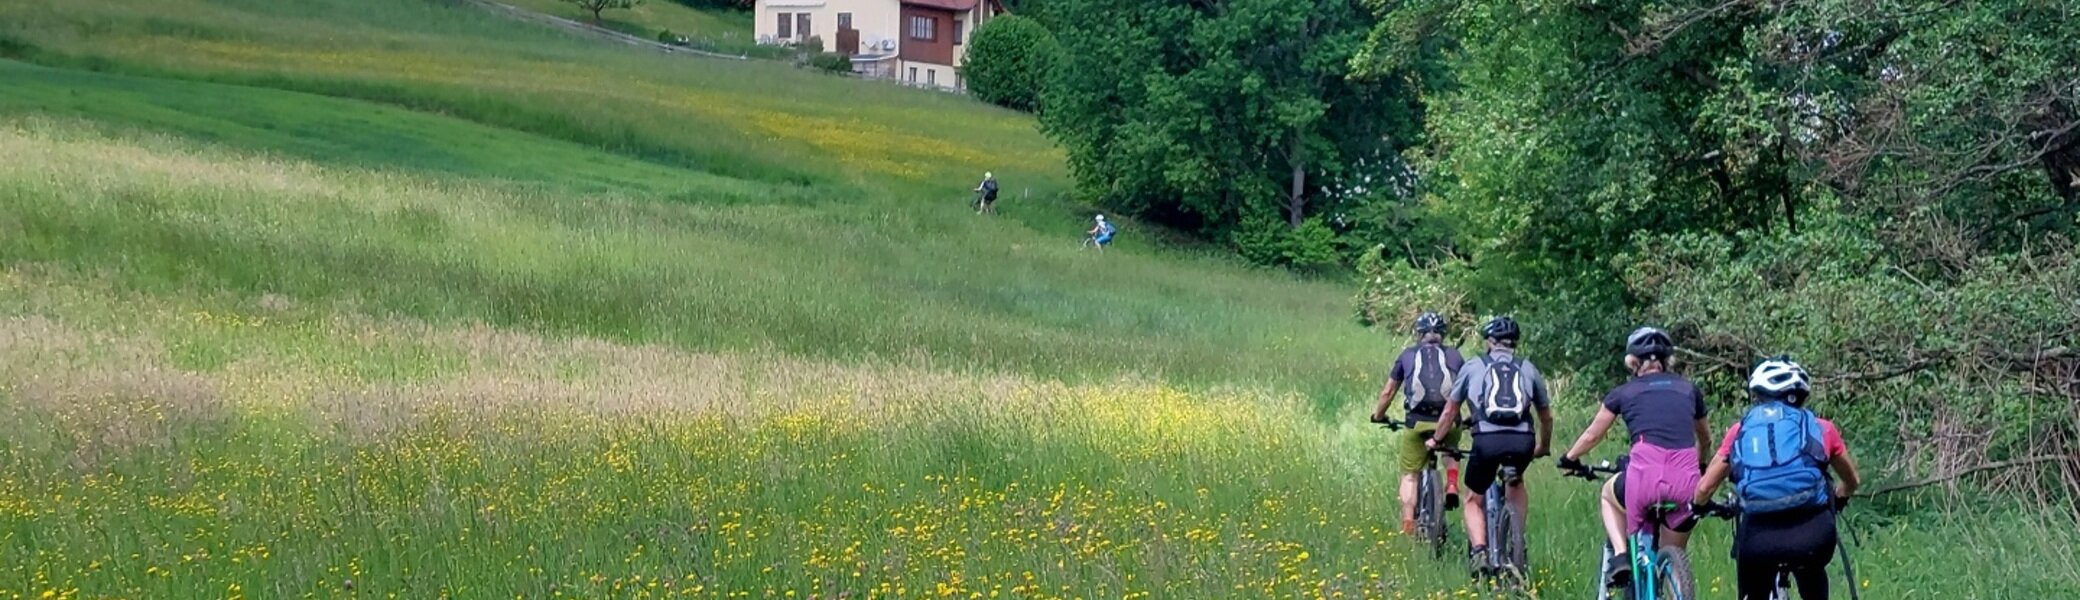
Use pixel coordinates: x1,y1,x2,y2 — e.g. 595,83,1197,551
1379,421,1457,559
1691,499,1864,600
1566,459,1698,600
1432,446,1531,584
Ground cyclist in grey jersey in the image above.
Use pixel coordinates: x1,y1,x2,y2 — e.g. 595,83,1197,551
1429,316,1555,568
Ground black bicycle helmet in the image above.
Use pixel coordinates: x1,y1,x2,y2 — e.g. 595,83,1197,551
1413,312,1446,335
1481,315,1520,341
1625,326,1674,359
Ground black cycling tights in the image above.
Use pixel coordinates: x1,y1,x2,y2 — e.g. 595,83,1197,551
1737,561,1828,600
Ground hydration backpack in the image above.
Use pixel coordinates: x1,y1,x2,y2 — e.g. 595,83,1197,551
1479,357,1531,426
1404,345,1454,415
982,179,999,200
1098,221,1116,236
1731,401,1832,515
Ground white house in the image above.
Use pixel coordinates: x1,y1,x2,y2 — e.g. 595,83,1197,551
754,0,1005,90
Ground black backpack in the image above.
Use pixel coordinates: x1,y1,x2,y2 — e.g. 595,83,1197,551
1404,345,1453,415
1480,357,1532,426
982,179,998,200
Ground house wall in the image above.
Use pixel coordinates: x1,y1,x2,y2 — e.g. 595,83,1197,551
755,0,906,54
756,0,1001,90
896,4,955,66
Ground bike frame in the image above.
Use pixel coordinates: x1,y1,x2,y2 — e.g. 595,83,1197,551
1577,462,1696,600
1379,422,1453,557
1625,503,1684,600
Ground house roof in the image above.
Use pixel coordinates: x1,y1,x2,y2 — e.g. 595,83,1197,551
901,0,978,11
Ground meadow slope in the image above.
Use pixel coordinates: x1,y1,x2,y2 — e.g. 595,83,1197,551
0,0,2074,598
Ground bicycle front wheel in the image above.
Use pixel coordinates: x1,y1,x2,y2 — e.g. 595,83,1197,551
1418,470,1446,558
1655,547,1698,600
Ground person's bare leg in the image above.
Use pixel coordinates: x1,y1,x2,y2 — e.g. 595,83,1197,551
1661,526,1691,550
1600,478,1628,554
1464,495,1480,550
1399,473,1419,527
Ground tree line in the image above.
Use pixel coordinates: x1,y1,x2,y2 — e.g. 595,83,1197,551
970,0,2079,516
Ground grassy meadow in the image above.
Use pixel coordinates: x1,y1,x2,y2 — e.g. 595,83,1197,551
1,0,2076,598
495,0,773,57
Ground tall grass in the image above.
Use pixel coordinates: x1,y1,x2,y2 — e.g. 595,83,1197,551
2,0,2075,597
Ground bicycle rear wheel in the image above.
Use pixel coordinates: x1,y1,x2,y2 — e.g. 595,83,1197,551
1655,547,1698,600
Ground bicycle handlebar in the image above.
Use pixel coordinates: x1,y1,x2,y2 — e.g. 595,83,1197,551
1560,457,1622,480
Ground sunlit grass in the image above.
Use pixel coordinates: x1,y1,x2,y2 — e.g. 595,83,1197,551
1,0,2075,597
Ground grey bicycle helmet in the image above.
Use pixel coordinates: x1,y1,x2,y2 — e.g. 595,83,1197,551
1481,315,1521,341
1625,326,1674,359
1414,312,1446,335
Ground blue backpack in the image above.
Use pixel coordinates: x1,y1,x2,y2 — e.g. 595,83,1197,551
1730,400,1831,514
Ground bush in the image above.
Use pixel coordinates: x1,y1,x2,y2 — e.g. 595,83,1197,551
963,15,1060,111
1231,216,1340,270
798,35,825,54
807,53,853,74
655,29,687,46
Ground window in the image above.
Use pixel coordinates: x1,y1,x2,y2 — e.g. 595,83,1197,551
797,13,811,39
908,67,918,82
953,19,964,45
927,69,937,86
837,12,852,29
909,16,936,41
776,12,791,39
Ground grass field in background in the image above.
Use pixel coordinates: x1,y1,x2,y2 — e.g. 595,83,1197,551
498,0,773,57
1,0,2076,597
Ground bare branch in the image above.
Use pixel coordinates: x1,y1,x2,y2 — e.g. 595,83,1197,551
1867,455,2077,497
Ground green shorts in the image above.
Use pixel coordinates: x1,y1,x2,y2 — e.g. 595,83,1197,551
1398,421,1463,474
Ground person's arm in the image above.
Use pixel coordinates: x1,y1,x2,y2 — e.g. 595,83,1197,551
1694,454,1732,505
1830,448,1863,500
1691,387,1712,469
1430,400,1459,445
1371,378,1402,422
1563,405,1619,461
1531,365,1553,456
1535,405,1555,457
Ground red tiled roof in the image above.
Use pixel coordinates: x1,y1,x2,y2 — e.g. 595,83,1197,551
902,0,978,10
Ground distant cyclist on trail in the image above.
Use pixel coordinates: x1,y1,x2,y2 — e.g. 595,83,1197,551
1558,326,1712,589
1086,214,1115,249
974,172,999,215
1428,315,1554,571
1694,357,1863,600
1370,312,1467,536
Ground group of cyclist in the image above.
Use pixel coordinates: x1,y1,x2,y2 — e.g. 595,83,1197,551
1370,313,1864,600
972,172,1117,248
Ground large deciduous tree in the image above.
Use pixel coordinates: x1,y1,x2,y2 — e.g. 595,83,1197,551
964,15,1062,112
568,0,641,24
1041,0,1422,266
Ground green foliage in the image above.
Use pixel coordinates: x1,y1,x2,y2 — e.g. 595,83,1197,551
1351,247,1471,331
807,52,852,74
1041,0,1422,253
1233,216,1340,269
963,15,1060,112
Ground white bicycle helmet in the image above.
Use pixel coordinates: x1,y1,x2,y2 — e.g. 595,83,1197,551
1748,356,1812,404
1096,214,1106,221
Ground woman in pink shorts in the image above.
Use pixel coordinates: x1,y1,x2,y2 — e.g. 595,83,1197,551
1559,327,1714,588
